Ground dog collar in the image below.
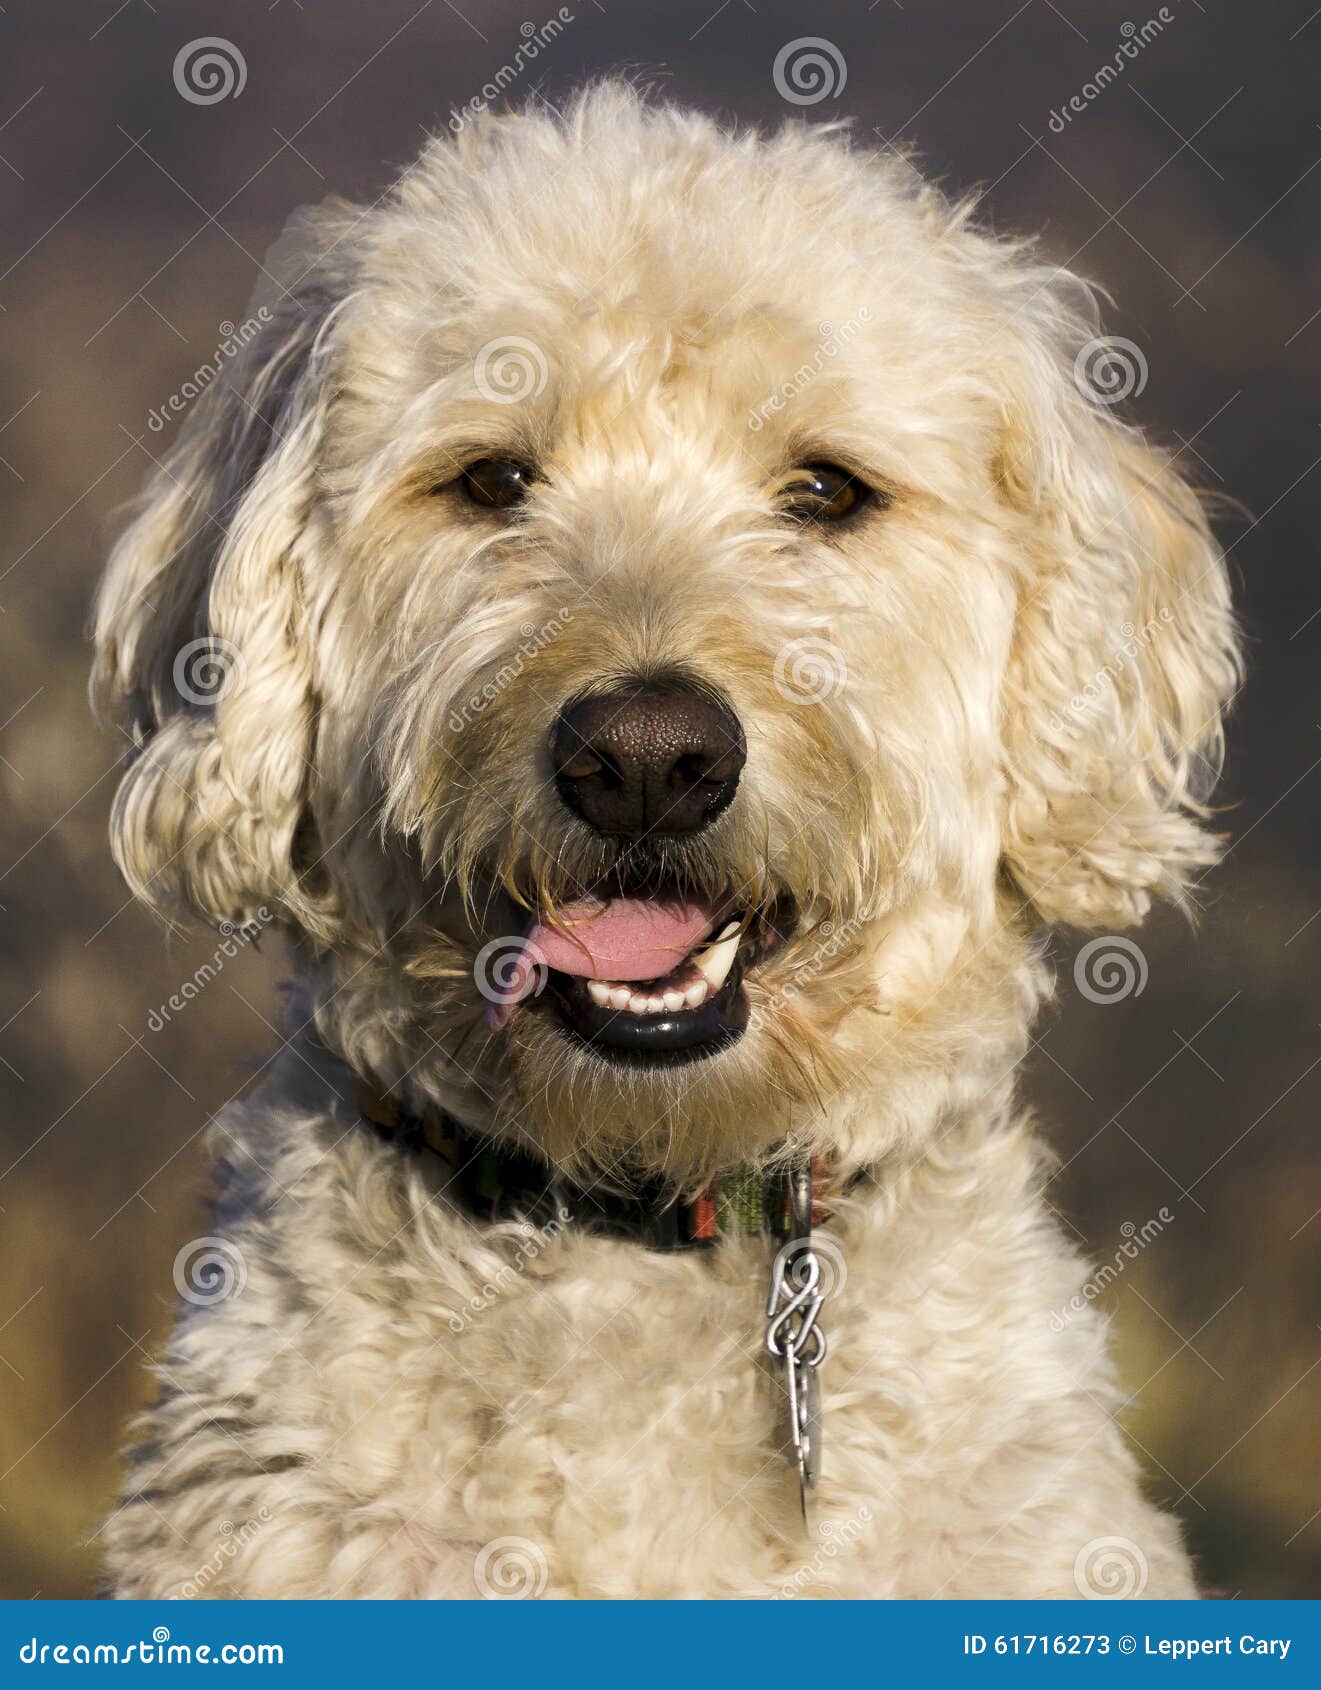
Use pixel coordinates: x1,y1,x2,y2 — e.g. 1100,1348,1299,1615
354,1070,833,1526
355,1073,822,1249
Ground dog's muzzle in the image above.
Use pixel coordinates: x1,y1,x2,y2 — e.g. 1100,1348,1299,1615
485,674,789,1064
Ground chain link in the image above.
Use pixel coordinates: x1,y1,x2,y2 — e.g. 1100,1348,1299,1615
766,1201,830,1523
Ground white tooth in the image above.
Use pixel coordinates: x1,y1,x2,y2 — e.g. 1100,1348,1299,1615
608,986,631,1011
694,929,740,993
645,995,665,1015
683,980,709,1009
587,980,611,1007
628,992,650,1014
662,989,685,1012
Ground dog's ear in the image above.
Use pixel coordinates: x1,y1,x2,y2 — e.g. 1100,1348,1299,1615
995,300,1241,931
92,250,342,931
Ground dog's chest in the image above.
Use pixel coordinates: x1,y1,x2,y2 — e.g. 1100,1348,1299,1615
315,1195,1025,1597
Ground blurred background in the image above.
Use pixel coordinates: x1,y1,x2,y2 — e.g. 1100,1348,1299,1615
0,0,1317,1599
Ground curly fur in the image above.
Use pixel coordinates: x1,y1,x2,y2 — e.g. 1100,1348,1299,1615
91,83,1237,1598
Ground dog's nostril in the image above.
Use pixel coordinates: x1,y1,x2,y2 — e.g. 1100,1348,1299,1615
672,748,742,788
558,748,609,783
552,676,746,840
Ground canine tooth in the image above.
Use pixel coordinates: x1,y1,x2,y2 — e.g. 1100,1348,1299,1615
608,986,631,1011
683,980,709,1009
662,989,685,1012
587,980,612,1007
694,928,740,993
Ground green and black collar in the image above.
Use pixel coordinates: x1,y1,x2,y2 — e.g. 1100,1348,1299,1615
355,1074,826,1252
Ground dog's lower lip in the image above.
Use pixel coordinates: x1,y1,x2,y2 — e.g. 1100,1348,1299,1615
544,965,750,1065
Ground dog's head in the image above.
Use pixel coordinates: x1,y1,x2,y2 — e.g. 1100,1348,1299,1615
93,85,1238,1177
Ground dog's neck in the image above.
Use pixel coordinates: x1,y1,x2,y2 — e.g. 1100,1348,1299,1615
306,1042,837,1252
287,1011,1026,1241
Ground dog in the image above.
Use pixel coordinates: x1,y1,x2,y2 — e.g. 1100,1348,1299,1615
91,82,1238,1599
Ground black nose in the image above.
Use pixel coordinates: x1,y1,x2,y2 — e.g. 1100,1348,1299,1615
551,676,746,840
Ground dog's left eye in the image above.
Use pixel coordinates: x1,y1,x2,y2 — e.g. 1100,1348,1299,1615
779,463,872,524
459,457,535,509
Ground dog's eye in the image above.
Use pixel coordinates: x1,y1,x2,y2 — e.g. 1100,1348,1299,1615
779,463,872,524
459,457,535,509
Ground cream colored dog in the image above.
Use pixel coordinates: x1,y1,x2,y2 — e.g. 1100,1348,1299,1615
92,83,1238,1599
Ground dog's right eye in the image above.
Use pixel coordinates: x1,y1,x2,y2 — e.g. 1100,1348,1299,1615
458,457,535,509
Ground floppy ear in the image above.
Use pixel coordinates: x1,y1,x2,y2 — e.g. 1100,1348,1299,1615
92,265,340,931
997,305,1241,931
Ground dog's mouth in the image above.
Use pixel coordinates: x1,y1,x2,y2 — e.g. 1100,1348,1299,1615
486,889,794,1066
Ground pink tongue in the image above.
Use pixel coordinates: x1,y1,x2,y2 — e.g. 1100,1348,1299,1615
527,895,722,981
485,895,725,1031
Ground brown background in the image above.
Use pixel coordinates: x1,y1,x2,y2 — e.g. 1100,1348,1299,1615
0,0,1317,1599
